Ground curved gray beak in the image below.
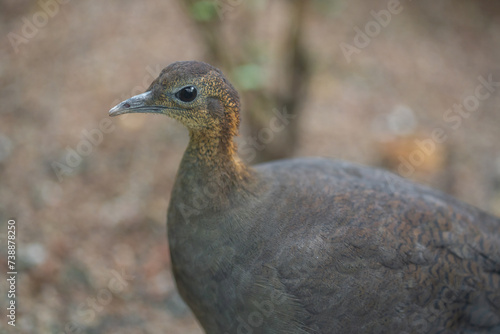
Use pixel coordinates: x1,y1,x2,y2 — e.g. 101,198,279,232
109,91,160,117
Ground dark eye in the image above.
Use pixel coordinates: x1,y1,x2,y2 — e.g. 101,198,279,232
176,86,197,102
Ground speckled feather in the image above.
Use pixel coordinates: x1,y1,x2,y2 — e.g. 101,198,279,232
112,61,500,334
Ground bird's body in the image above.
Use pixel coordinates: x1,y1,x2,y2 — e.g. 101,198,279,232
169,157,500,334
110,61,500,333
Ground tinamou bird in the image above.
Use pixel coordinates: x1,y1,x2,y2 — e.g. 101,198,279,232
109,61,500,334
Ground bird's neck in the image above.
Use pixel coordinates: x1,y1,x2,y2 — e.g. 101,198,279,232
185,130,237,166
175,130,255,209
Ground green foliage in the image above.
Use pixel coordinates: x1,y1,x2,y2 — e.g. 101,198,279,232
190,1,218,22
232,64,266,91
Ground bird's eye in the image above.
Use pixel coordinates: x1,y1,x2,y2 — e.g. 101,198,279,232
176,86,197,102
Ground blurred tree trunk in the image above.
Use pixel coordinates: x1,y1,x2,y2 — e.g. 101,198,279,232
179,0,312,163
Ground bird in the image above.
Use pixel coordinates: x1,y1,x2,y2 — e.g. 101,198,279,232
109,61,500,334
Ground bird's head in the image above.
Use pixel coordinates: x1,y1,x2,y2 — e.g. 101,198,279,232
109,61,240,139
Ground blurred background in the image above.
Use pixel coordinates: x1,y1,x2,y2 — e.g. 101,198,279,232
1,0,500,333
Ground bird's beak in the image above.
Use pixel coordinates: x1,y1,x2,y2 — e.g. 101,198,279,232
109,91,164,117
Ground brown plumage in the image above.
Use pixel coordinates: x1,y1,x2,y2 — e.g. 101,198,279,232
109,61,500,334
